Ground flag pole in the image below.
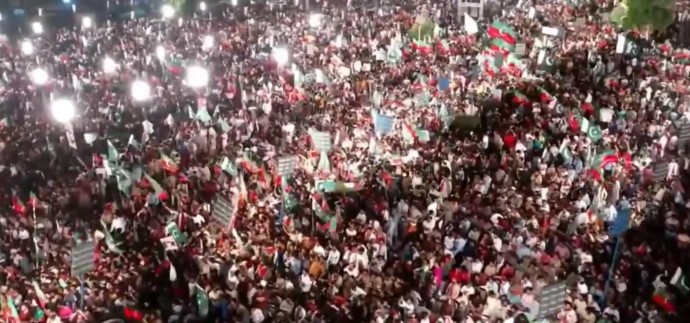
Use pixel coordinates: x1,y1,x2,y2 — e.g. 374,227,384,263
79,274,85,309
603,237,623,307
33,204,39,270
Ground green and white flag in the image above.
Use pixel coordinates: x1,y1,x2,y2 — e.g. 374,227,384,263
218,157,238,176
587,125,603,142
101,220,124,254
537,50,556,73
166,222,188,245
559,139,572,162
615,34,641,56
195,284,210,317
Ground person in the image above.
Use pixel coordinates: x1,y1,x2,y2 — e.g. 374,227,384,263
1,0,690,322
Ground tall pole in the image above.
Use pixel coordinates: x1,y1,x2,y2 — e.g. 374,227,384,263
79,274,85,309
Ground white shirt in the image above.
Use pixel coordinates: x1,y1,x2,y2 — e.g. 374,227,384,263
300,274,312,292
327,249,341,265
251,308,265,323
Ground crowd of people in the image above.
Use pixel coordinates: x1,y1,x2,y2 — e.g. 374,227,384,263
1,0,690,322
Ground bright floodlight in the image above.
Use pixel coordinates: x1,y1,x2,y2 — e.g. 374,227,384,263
202,35,214,51
30,68,49,86
308,14,323,28
50,99,77,123
185,65,210,89
161,4,175,19
199,1,207,11
20,40,34,55
131,80,152,102
102,57,118,74
231,0,238,6
82,17,93,29
272,47,289,66
31,22,44,35
155,46,166,61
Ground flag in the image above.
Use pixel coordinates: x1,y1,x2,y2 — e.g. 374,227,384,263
463,13,478,34
168,57,184,75
32,281,49,308
106,140,118,161
373,113,394,135
616,33,641,56
511,91,529,105
218,157,238,176
195,284,210,317
123,307,144,321
159,152,179,173
486,20,517,44
671,267,690,295
568,113,586,133
588,150,618,180
587,125,603,142
101,220,124,254
28,191,39,208
412,40,433,55
6,296,19,320
559,139,572,162
11,190,26,215
537,87,553,103
674,50,690,64
537,51,556,73
490,38,515,54
166,222,188,245
652,286,676,312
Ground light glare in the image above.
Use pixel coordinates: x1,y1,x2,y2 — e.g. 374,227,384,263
161,4,175,19
30,68,49,86
199,2,207,11
185,66,210,89
272,47,289,66
103,57,118,74
82,17,93,29
202,35,214,51
131,80,152,102
21,40,34,55
308,14,323,28
31,22,44,35
156,46,166,61
50,99,77,123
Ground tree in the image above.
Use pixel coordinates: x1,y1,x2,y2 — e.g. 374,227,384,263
610,0,675,32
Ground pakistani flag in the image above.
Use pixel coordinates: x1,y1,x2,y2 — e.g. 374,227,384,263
616,34,641,56
587,125,603,142
537,50,556,73
559,139,572,162
166,222,188,245
195,284,210,317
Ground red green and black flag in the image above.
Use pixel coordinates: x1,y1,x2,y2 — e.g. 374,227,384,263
487,21,517,45
11,190,26,215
